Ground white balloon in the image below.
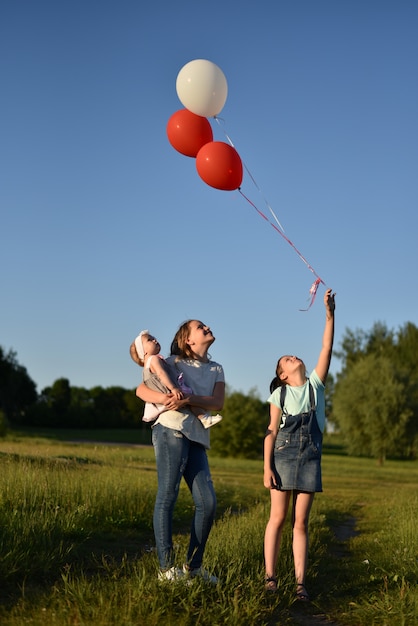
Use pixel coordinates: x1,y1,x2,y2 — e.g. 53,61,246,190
176,59,228,117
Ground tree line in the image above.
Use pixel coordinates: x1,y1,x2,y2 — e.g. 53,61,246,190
1,320,418,462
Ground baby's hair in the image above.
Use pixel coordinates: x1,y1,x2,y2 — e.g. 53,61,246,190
129,341,144,367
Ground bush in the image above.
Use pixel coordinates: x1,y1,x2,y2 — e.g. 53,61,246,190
0,409,8,437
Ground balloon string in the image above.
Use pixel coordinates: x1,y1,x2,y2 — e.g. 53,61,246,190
213,116,326,310
214,116,285,232
237,188,326,310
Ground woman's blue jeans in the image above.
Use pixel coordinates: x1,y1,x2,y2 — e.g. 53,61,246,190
151,423,217,570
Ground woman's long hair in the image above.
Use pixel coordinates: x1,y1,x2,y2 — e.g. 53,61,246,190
170,320,194,359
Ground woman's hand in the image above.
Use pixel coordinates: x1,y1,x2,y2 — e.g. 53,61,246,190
162,393,190,411
170,387,183,401
136,382,188,409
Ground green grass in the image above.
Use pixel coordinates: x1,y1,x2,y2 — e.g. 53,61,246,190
0,432,417,625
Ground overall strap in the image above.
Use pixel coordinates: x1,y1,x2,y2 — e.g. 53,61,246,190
280,381,316,412
308,381,316,410
280,385,287,412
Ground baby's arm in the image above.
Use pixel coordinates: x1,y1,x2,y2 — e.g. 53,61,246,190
149,356,183,400
136,382,189,411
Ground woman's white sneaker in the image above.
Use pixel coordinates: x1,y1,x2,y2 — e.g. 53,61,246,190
183,565,218,584
158,566,185,582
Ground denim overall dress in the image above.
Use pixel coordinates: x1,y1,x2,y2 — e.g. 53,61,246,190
273,382,323,492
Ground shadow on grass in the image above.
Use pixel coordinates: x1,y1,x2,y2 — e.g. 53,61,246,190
322,434,348,457
7,426,152,446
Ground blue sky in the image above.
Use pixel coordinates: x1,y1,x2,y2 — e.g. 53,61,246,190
1,0,417,400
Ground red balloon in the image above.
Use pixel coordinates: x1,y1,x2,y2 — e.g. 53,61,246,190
196,141,243,191
166,109,213,157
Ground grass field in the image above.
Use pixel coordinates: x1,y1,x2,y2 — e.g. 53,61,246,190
0,430,417,625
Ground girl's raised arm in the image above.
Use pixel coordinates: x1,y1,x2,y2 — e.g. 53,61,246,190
315,288,336,384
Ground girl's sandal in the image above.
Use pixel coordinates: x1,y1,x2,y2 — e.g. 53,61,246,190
265,576,278,592
296,583,310,602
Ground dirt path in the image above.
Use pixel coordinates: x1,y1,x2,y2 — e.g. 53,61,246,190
281,516,359,626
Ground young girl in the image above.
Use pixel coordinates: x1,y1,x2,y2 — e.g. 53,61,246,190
130,330,222,428
263,288,336,599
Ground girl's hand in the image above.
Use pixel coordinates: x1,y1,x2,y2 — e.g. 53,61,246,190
263,469,277,490
324,288,336,315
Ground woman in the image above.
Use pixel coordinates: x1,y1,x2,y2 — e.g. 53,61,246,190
129,329,222,427
136,319,225,583
263,289,336,600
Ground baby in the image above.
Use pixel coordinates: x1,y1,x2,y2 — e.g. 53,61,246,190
130,330,222,429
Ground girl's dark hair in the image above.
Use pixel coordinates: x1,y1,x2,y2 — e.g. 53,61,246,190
269,376,282,393
269,356,286,393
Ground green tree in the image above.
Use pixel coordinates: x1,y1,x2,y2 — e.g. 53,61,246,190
333,353,412,464
393,323,418,457
335,321,395,374
0,409,8,437
210,389,268,459
334,321,418,459
26,382,142,429
42,378,72,422
324,372,335,431
0,346,37,423
123,388,143,426
89,385,139,428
